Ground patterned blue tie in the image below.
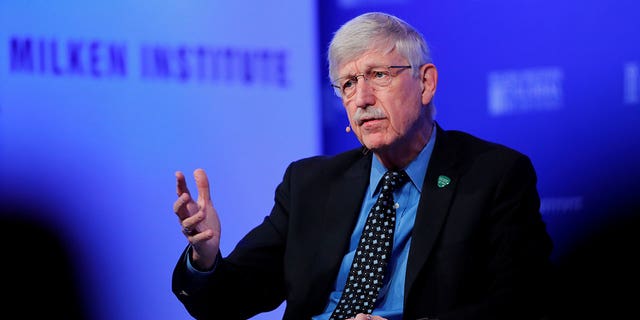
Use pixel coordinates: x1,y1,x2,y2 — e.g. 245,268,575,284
330,170,409,320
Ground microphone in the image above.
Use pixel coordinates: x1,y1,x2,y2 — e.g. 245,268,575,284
345,125,351,133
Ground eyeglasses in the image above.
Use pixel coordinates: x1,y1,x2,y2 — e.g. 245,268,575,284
331,65,412,98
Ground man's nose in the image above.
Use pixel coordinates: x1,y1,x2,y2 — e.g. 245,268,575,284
353,77,375,108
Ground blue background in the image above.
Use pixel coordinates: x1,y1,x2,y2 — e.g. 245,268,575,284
2,1,639,319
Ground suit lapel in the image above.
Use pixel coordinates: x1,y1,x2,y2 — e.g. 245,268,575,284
405,124,460,295
312,151,372,291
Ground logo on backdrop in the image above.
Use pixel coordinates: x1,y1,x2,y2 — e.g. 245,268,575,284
540,196,583,215
7,36,289,87
624,62,639,105
487,67,564,116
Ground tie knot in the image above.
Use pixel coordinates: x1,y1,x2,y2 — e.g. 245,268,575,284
381,170,409,192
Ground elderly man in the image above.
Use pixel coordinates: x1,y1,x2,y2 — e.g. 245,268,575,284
172,12,553,320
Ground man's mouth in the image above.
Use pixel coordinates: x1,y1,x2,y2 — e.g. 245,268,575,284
358,116,384,126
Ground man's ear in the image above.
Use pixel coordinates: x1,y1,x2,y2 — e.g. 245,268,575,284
420,63,438,105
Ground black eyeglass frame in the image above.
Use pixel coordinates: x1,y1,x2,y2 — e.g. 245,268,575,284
330,65,412,98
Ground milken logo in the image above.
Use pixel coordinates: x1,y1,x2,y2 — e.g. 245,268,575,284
10,37,127,78
8,36,289,87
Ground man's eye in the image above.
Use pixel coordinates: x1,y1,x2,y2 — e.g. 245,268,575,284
343,79,355,89
372,71,388,79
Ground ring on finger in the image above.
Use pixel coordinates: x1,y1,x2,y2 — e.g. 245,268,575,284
182,226,195,236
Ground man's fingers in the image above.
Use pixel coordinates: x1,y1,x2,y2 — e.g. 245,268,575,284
175,171,191,197
173,193,192,220
185,229,214,242
193,168,211,202
351,314,380,320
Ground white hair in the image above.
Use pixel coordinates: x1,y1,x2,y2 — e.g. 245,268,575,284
327,12,432,82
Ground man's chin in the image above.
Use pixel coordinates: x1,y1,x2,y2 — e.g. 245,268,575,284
361,136,389,151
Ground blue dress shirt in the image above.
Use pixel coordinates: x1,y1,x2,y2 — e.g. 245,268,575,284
313,129,436,320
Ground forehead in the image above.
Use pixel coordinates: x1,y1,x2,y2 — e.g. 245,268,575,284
337,50,405,77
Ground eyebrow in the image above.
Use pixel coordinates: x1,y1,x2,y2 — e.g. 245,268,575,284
337,65,385,80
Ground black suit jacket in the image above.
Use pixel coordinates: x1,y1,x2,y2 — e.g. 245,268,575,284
173,124,553,320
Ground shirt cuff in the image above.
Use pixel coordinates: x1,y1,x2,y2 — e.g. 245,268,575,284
185,245,220,275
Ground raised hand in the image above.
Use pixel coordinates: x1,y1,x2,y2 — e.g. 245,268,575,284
173,168,220,270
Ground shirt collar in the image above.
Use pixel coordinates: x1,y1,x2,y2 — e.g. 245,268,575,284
368,126,437,198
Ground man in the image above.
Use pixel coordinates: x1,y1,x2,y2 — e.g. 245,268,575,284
172,12,553,320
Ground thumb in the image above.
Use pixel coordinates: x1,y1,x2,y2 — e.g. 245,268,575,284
193,168,211,202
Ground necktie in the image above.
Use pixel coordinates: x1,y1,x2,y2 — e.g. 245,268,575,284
330,170,409,320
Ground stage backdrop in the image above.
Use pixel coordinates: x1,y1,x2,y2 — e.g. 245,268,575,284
2,1,639,319
1,1,318,319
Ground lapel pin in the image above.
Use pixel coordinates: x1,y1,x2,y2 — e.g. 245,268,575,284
437,175,451,188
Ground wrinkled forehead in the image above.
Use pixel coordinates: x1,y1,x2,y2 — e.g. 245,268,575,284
336,48,404,78
332,38,395,76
